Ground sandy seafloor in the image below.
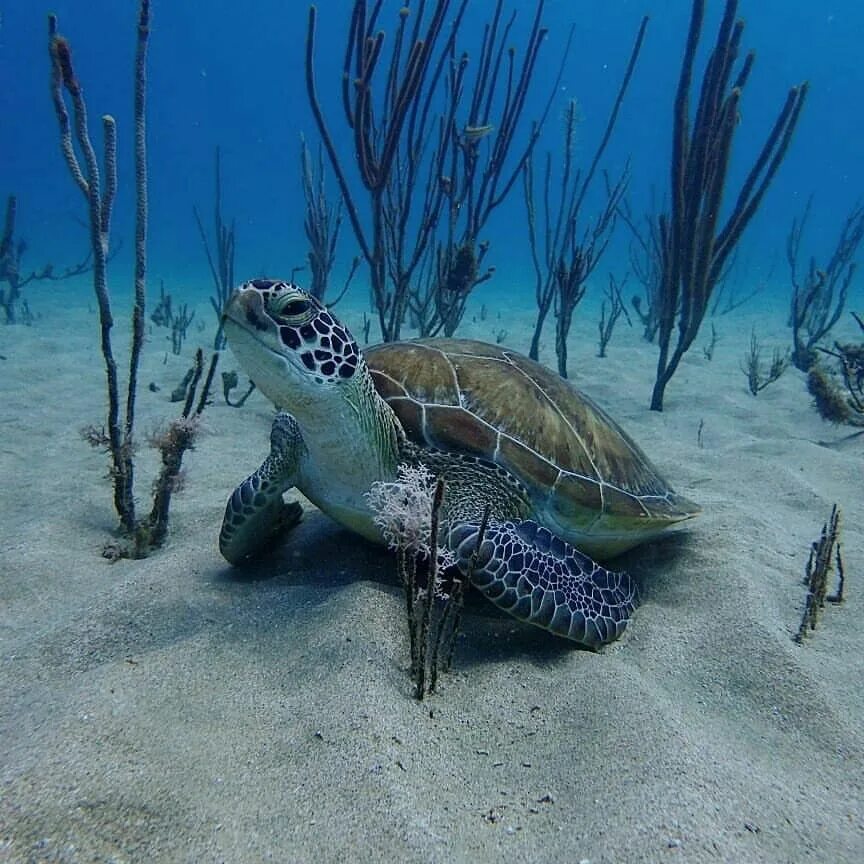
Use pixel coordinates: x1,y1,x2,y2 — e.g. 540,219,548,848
0,282,862,864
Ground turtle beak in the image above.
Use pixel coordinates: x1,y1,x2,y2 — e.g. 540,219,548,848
222,286,271,335
221,289,239,326
219,295,234,325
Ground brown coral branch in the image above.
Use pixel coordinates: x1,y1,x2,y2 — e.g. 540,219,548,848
794,504,843,643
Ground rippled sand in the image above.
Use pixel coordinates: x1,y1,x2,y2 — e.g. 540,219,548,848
1,288,861,862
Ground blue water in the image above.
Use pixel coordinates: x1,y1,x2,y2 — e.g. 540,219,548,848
1,0,862,317
3,8,863,859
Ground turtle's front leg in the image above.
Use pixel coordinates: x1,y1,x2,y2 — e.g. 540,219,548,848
219,412,306,565
448,520,638,648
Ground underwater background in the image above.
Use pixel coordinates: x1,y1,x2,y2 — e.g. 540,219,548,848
2,2,864,862
2,0,863,316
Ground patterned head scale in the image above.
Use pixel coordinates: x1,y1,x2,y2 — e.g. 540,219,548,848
235,279,361,383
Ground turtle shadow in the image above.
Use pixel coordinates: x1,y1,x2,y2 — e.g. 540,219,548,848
209,508,699,667
618,528,701,607
455,599,586,666
209,509,392,590
209,510,581,665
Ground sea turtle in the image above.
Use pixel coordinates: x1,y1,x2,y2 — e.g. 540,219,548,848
219,279,699,647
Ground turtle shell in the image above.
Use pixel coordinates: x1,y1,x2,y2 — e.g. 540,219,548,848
366,338,698,554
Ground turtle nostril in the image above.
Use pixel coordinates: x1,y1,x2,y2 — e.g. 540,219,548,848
245,304,268,332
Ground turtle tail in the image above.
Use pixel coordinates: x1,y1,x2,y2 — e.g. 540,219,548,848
448,520,638,648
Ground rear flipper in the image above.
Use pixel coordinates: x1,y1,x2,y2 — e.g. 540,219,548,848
219,412,305,565
448,519,638,648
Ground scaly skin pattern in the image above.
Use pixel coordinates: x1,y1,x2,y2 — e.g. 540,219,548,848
398,440,532,526
219,413,305,565
449,520,637,647
220,280,646,646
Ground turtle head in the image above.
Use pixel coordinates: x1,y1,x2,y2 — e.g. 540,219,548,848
222,279,362,409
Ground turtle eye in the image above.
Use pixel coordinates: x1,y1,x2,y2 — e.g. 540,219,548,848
283,300,310,317
273,296,312,322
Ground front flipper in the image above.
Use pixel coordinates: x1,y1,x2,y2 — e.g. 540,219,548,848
219,412,306,565
448,520,638,648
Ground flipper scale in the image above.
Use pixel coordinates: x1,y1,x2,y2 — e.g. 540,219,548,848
450,519,638,648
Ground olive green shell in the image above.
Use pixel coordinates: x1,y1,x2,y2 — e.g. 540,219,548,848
366,339,698,544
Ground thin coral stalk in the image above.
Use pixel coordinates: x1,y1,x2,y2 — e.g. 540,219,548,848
49,15,132,528
49,3,213,559
650,0,807,410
